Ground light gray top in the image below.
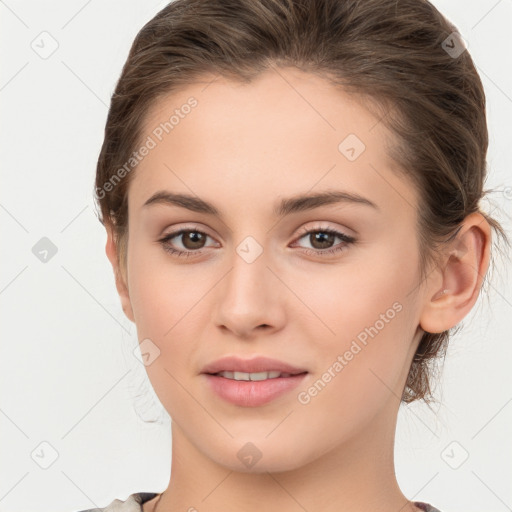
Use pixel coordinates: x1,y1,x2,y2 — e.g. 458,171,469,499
76,491,443,512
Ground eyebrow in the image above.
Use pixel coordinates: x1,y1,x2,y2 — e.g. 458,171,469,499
142,189,379,216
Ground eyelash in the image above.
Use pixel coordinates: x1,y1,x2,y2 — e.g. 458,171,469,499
158,225,356,259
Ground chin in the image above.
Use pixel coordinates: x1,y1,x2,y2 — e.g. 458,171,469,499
202,436,315,474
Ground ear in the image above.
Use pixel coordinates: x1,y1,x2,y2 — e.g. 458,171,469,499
419,212,492,334
105,225,135,323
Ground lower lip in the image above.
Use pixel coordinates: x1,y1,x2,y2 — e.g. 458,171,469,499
202,373,308,407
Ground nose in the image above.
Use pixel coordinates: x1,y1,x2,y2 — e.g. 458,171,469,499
212,244,286,339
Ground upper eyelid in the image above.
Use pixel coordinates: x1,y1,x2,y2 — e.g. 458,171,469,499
162,223,349,236
295,224,349,236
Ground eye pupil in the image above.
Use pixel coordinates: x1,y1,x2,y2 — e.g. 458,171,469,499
183,230,205,249
311,231,335,249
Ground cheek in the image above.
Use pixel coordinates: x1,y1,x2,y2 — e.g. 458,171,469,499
296,299,415,445
126,246,206,413
300,248,414,342
127,242,201,336
299,246,419,395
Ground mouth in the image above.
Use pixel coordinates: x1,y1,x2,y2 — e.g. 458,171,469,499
202,372,308,407
207,370,307,380
200,355,309,407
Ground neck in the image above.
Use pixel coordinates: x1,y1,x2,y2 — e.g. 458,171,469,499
150,399,419,512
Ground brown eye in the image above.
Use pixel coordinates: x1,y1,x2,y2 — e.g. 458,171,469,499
159,228,216,257
180,230,207,250
292,227,356,258
308,231,337,250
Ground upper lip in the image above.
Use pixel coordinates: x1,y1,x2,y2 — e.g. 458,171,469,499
201,356,308,375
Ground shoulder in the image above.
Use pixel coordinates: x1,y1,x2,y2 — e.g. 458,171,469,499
75,492,160,512
76,495,439,512
414,501,443,512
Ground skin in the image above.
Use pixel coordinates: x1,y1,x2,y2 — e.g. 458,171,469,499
105,66,491,512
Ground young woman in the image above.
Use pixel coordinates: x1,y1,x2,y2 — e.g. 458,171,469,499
81,0,508,510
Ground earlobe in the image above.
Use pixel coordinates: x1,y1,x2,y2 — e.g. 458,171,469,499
419,212,491,334
105,226,135,324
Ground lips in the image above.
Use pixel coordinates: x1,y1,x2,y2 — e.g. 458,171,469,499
203,373,307,407
200,355,308,376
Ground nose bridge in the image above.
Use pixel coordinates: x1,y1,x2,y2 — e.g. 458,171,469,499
213,236,284,335
223,240,271,310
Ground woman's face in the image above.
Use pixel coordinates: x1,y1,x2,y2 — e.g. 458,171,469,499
112,67,431,471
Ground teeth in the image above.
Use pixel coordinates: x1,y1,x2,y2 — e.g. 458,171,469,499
216,370,288,380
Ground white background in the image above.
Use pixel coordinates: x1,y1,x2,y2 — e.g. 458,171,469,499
1,1,511,511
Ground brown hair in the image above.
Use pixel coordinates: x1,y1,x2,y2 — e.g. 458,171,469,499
94,0,509,405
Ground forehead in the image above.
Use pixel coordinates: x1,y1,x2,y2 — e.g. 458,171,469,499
130,67,417,217
142,67,383,145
